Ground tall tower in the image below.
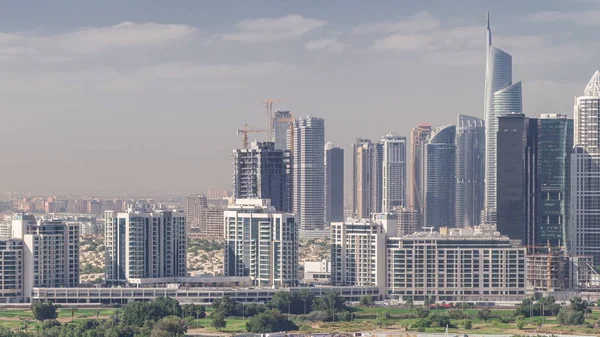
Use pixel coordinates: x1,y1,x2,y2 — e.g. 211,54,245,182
409,123,432,227
292,116,325,233
325,143,344,223
424,125,456,228
184,195,208,234
483,12,523,225
381,133,407,213
232,141,292,212
570,71,600,263
455,115,485,228
352,139,382,218
273,110,292,150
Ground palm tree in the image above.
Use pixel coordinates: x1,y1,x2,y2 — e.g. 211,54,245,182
70,306,77,322
95,309,101,319
21,318,31,332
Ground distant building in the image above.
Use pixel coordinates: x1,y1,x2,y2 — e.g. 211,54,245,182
205,207,224,238
330,219,388,289
352,139,382,218
224,199,299,287
409,123,432,228
208,189,230,199
185,195,208,234
325,143,344,223
0,239,23,303
303,259,331,284
483,13,523,225
424,125,456,228
233,141,292,212
387,226,526,302
273,110,292,150
104,209,186,285
455,115,485,228
570,70,600,264
292,116,326,233
381,133,407,213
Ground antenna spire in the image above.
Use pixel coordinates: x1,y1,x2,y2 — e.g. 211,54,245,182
486,11,492,47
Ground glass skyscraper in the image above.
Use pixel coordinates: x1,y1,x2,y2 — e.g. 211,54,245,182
483,13,522,225
455,115,485,228
570,70,600,263
381,133,407,213
424,125,456,228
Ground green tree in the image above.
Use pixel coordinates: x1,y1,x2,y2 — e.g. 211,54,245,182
212,296,237,317
374,312,391,328
516,318,526,329
313,291,346,312
268,292,292,313
211,312,227,331
360,295,375,307
245,309,298,333
70,307,77,322
477,308,492,323
153,296,182,318
463,319,473,329
151,316,187,337
557,308,585,326
31,301,58,322
182,304,206,319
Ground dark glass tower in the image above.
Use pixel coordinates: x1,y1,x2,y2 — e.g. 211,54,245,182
325,143,344,223
424,125,456,228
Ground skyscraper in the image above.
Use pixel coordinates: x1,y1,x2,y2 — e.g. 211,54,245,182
273,110,292,150
352,139,382,218
105,208,186,285
325,143,344,223
483,12,523,225
292,116,325,232
455,115,485,228
496,113,531,242
536,114,573,248
233,141,292,212
184,194,208,234
224,199,299,287
424,125,456,228
381,133,407,213
570,70,600,263
409,123,432,227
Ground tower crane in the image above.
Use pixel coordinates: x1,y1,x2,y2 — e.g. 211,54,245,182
236,124,266,149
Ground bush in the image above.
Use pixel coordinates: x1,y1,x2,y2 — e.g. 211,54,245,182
557,308,585,326
463,319,472,330
516,319,526,329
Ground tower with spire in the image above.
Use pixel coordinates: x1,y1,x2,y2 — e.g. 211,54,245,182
482,12,523,226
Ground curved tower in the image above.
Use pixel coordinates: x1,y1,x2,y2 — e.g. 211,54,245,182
424,125,456,228
482,13,522,225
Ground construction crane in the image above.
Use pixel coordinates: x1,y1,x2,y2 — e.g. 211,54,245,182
236,124,266,149
261,99,287,141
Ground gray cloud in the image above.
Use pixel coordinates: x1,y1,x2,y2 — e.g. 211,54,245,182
220,15,326,43
527,10,600,25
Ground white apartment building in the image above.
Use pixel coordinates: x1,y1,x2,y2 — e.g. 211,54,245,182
104,209,186,285
224,199,299,287
387,226,526,302
330,219,388,290
0,239,23,303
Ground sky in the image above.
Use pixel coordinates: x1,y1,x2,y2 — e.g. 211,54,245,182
0,0,598,196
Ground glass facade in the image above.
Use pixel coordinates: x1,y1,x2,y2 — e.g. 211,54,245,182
424,125,456,228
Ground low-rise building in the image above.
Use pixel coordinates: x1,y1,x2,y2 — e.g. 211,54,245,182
303,259,331,284
387,225,527,302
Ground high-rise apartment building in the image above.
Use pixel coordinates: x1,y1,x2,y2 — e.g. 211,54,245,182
325,143,344,223
233,141,292,212
185,195,208,234
409,123,432,227
0,239,23,303
387,226,526,302
224,199,299,287
12,218,80,300
424,125,456,228
273,110,292,150
292,116,325,233
205,207,225,238
381,133,407,213
352,139,382,218
483,13,523,225
330,219,388,289
104,209,186,285
570,70,600,263
455,115,485,228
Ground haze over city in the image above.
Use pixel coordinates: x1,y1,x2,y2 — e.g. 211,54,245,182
0,0,597,194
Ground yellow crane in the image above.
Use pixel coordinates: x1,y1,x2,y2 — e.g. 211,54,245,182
236,124,266,149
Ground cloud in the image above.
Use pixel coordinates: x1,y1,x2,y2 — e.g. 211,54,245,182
305,38,345,53
0,21,197,62
527,10,600,25
133,62,293,79
353,11,439,34
221,15,326,43
372,25,481,52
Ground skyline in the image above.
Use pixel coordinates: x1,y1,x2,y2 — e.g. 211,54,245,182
1,1,599,194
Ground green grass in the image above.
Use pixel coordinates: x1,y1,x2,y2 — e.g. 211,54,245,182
194,317,248,333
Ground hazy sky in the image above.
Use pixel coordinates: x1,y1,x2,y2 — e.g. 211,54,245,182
0,0,597,195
